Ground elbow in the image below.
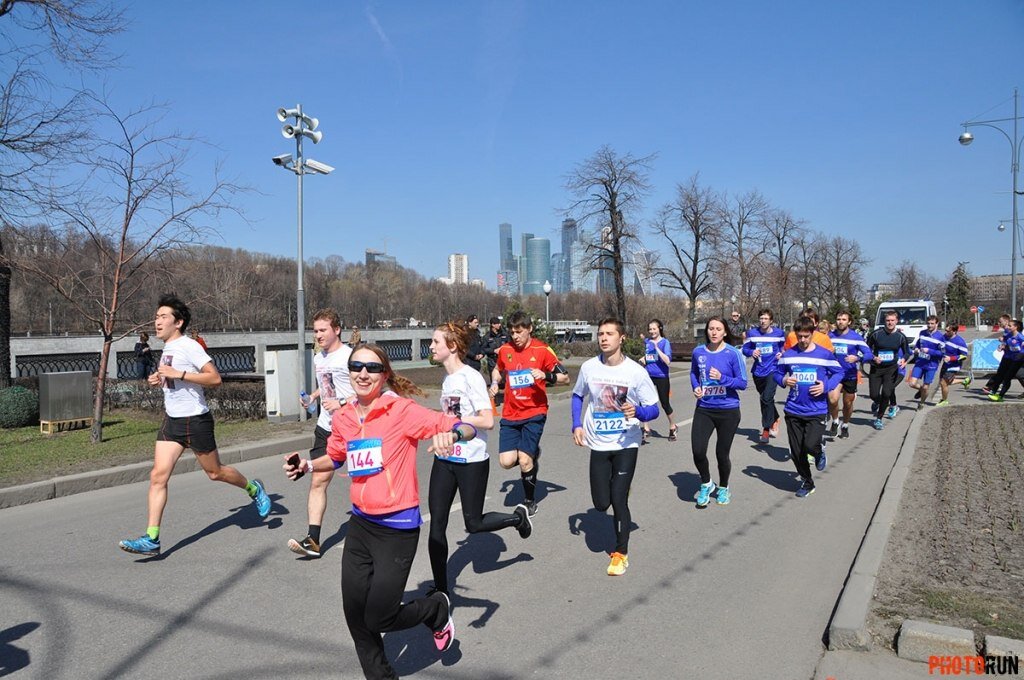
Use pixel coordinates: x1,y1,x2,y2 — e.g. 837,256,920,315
209,374,222,388
478,414,495,431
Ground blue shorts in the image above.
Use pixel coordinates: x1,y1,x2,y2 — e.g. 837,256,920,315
498,414,547,457
911,362,938,384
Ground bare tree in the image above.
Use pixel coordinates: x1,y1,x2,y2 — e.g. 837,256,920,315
888,259,940,300
817,235,866,318
715,189,769,317
759,208,805,322
0,0,124,387
564,145,655,327
8,98,244,442
651,174,721,336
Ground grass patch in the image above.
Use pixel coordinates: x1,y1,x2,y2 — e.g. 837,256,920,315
0,412,312,489
913,586,1024,640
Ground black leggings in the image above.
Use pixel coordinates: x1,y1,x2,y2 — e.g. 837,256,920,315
691,407,741,487
428,458,521,595
342,515,446,680
869,362,899,411
650,376,674,416
589,448,638,554
995,356,1024,396
785,414,825,483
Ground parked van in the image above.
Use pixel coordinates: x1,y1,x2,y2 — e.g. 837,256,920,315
873,299,937,346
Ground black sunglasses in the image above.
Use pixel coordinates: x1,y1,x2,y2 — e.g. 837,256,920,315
348,361,386,374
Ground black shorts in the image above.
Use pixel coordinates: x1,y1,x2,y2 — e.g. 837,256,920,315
309,425,331,459
157,411,217,453
841,378,858,395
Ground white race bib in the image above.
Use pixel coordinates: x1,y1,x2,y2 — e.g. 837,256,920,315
834,344,848,355
879,351,895,362
757,343,773,355
794,370,817,385
348,438,384,477
508,369,535,389
594,411,626,434
645,353,657,363
702,384,727,397
437,442,468,464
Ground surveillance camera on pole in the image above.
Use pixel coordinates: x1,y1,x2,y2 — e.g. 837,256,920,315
272,153,293,167
303,158,334,175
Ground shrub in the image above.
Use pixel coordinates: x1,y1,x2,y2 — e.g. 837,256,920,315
0,386,40,428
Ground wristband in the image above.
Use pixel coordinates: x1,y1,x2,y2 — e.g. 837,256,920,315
304,459,314,474
452,421,477,442
545,371,556,386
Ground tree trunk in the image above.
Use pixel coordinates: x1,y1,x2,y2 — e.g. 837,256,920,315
0,258,10,389
91,337,111,443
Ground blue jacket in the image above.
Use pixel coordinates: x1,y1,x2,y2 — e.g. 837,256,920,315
690,344,748,410
775,344,843,417
742,325,786,378
828,328,874,379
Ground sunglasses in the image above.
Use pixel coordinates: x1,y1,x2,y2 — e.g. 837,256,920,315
348,361,386,374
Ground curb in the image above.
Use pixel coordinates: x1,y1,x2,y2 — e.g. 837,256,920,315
827,405,930,650
0,432,313,510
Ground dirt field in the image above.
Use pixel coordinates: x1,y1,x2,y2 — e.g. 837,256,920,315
870,402,1024,646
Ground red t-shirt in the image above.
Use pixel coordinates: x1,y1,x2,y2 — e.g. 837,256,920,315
496,338,560,421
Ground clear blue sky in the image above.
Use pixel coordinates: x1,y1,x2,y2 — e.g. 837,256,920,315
79,1,1024,288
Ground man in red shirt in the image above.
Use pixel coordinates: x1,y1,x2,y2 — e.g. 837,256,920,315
489,311,569,515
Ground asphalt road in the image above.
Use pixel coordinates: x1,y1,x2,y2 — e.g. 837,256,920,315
1,367,943,680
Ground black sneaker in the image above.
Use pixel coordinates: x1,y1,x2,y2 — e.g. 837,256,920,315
795,479,816,498
838,425,850,439
524,501,538,517
513,504,532,539
828,421,839,437
288,535,322,558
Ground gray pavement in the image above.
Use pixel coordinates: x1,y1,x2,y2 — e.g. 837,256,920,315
0,368,972,679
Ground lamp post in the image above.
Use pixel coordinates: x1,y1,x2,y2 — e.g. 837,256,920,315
960,88,1024,316
273,105,334,413
543,280,552,324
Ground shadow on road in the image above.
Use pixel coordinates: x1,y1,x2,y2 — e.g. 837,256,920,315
567,508,638,554
0,621,40,677
666,470,701,504
498,478,568,509
741,464,800,492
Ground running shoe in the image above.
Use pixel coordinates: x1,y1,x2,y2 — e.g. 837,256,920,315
838,424,850,439
607,552,629,576
758,429,770,444
982,386,992,395
816,452,827,472
962,375,972,388
885,405,899,419
513,504,533,539
769,419,779,437
937,400,950,407
119,535,160,556
828,420,839,437
872,418,884,430
695,482,716,508
795,480,816,498
641,429,650,445
667,426,678,442
251,479,271,518
988,394,1005,402
524,500,538,517
431,591,455,652
288,535,321,558
716,486,731,505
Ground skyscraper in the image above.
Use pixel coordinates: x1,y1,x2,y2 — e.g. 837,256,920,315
523,237,551,295
448,253,469,284
559,218,577,293
596,226,615,294
499,222,514,271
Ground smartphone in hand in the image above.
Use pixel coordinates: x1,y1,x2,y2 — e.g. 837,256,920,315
286,453,303,479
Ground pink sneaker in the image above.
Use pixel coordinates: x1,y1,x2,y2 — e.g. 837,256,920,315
432,592,455,652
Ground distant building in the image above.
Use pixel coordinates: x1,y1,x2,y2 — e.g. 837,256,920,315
496,269,519,296
523,237,551,295
366,249,397,267
971,274,1024,307
560,218,578,292
498,222,515,271
570,231,597,293
868,282,896,301
596,226,615,294
448,253,469,284
470,278,486,287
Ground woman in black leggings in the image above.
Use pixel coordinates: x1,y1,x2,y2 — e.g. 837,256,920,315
571,318,660,575
427,321,532,596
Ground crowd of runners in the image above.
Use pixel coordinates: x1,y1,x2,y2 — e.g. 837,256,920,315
118,294,1011,679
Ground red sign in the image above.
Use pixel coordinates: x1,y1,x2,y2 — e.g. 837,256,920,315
970,306,978,313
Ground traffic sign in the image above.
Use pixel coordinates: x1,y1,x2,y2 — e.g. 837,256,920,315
978,305,986,313
971,306,978,313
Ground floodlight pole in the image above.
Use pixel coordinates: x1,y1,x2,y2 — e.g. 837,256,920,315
294,103,306,400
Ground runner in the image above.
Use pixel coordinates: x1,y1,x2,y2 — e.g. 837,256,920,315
572,318,660,575
741,308,786,443
427,321,532,598
866,310,909,430
119,294,270,557
983,314,1024,396
284,344,478,677
782,309,834,352
286,308,353,559
905,315,945,407
990,318,1024,402
937,322,969,406
775,317,843,498
641,318,677,443
828,310,874,439
689,317,748,508
489,310,569,515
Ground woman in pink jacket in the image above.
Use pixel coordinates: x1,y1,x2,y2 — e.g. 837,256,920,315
285,344,476,680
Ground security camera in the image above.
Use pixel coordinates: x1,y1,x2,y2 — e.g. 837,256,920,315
272,153,293,167
304,158,335,174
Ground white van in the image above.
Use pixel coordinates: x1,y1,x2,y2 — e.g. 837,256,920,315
874,299,938,346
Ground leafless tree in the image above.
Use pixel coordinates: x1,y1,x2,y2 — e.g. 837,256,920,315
0,0,124,387
8,98,244,442
564,145,655,327
715,188,769,317
760,208,805,322
650,174,721,336
888,259,940,300
817,235,867,318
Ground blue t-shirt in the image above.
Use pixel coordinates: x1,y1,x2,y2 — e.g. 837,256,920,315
828,329,873,379
775,344,843,417
914,329,945,366
742,326,786,378
643,337,671,379
690,344,748,410
1004,331,1024,359
942,334,968,367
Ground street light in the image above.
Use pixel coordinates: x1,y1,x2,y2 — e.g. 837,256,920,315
959,88,1023,315
273,104,331,412
543,280,552,324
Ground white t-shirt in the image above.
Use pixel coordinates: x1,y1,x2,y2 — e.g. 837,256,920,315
573,356,659,451
159,335,214,417
314,343,354,431
438,365,491,463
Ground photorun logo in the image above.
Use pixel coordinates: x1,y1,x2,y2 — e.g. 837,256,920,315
928,655,1020,675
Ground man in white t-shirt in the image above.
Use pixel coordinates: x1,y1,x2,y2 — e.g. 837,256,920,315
287,308,354,559
119,294,271,557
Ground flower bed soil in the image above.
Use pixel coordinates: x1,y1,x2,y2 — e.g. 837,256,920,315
870,403,1024,646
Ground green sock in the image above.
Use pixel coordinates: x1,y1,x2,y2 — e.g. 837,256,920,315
146,526,160,541
245,481,258,498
